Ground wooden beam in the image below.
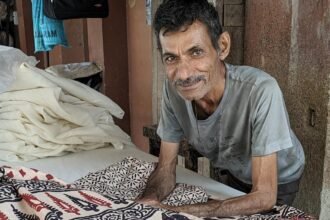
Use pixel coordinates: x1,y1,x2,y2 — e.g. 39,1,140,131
16,0,48,68
16,0,33,55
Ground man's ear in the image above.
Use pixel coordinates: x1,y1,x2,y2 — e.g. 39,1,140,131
217,31,231,61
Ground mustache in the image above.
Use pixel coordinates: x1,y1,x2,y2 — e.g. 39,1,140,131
174,75,206,87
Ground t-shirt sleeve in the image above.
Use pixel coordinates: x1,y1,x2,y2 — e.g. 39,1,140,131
156,81,184,143
251,79,293,156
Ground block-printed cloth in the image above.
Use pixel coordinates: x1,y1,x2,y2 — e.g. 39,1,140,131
0,158,316,219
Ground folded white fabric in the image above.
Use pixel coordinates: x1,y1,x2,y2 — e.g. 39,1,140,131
0,63,131,162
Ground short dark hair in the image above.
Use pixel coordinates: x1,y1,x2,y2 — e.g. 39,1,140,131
153,0,223,52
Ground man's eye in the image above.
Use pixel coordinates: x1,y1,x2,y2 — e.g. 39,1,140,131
192,49,203,56
164,56,176,64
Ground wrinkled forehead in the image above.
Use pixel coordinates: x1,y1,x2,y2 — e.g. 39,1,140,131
159,21,212,52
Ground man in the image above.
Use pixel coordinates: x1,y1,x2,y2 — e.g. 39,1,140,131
138,0,305,217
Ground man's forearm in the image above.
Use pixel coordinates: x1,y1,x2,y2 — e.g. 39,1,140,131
139,141,179,203
142,165,176,201
166,190,276,217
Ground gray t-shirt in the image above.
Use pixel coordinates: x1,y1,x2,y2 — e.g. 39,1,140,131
157,63,305,184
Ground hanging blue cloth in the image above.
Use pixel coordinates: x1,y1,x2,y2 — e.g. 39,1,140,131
32,0,68,52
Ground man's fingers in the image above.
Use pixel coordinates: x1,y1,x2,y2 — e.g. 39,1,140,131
136,198,160,207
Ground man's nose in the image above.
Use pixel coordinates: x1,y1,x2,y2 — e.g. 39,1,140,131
175,59,192,80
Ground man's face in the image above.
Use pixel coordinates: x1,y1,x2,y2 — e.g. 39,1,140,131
159,21,221,101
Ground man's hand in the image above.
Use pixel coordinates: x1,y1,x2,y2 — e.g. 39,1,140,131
138,153,278,218
136,196,161,207
137,141,180,207
136,198,179,211
136,187,161,207
138,143,277,217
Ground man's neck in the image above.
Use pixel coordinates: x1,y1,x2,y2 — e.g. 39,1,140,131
194,62,226,117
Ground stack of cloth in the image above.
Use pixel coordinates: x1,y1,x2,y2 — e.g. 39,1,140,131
0,62,131,162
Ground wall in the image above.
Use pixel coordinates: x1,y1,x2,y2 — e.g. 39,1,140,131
221,0,245,65
245,0,330,216
151,0,164,124
127,0,153,151
320,0,330,218
102,0,130,134
49,19,89,65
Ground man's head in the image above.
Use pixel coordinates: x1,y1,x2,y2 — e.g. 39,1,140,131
154,0,222,52
154,0,230,102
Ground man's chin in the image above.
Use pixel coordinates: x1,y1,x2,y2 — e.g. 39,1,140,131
178,92,202,101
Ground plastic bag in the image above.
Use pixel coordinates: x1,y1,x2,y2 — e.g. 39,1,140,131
32,0,68,52
0,46,38,93
45,62,103,91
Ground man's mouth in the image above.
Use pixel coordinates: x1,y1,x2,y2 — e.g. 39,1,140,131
178,80,202,91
